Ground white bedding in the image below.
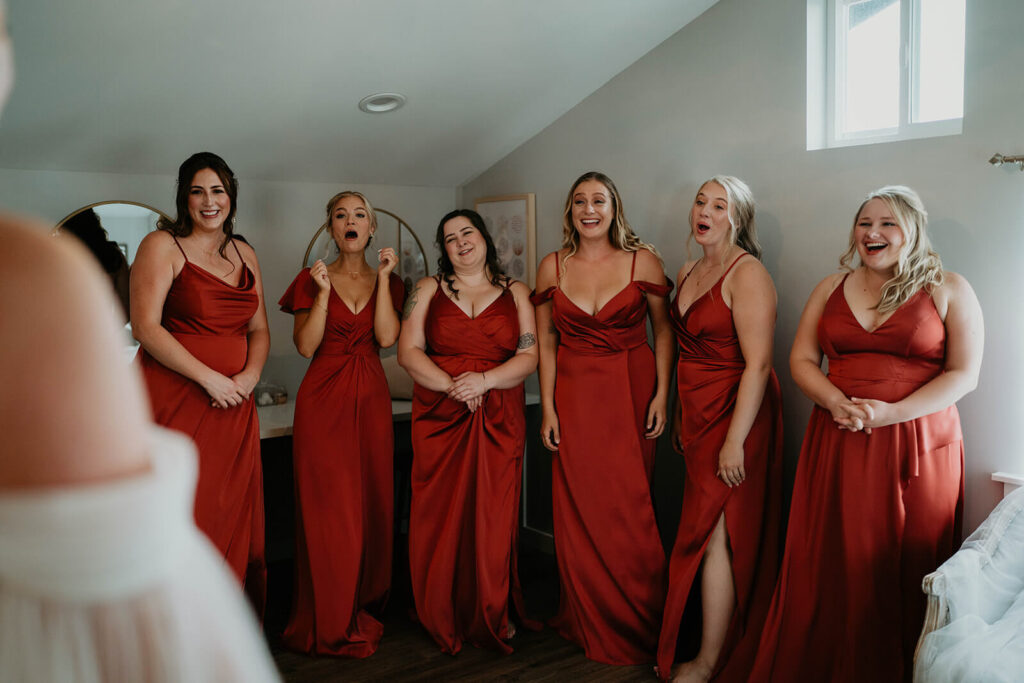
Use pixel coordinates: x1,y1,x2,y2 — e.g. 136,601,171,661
914,487,1024,682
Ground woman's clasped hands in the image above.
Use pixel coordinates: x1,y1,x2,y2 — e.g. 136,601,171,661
830,396,895,434
447,371,488,413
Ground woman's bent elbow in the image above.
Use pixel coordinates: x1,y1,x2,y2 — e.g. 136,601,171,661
294,339,315,359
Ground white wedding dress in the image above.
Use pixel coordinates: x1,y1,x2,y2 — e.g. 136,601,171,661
0,427,280,682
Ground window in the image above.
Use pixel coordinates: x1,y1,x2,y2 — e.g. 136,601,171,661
807,0,966,149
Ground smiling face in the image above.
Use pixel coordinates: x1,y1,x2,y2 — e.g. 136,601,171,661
442,215,486,270
570,179,614,239
329,194,373,251
186,168,231,232
690,181,732,249
854,197,906,274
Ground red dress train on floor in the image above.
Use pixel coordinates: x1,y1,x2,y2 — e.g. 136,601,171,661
530,252,670,665
138,237,266,613
408,282,535,655
278,269,404,657
749,279,964,683
656,255,782,681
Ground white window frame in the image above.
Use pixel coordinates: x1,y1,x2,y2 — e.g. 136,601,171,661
807,0,964,150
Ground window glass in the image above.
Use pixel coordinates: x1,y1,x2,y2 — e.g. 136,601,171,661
914,0,966,123
843,0,900,133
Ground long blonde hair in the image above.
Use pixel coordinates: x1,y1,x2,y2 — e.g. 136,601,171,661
559,171,660,276
688,175,762,262
839,185,944,313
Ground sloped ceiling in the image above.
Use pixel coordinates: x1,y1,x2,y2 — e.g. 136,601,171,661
1,0,717,187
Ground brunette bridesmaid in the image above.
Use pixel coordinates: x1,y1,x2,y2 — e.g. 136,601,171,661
278,191,403,656
750,186,983,682
398,209,538,654
656,176,782,682
531,171,673,664
132,153,269,613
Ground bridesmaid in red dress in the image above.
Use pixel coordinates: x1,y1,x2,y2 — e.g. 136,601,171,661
398,209,538,655
278,191,403,656
749,186,984,682
132,152,270,612
532,171,674,665
657,176,782,683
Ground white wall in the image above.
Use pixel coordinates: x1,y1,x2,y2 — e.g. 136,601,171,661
0,167,453,394
460,0,1024,533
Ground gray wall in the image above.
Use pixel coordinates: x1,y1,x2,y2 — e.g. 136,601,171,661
460,0,1024,533
0,167,452,394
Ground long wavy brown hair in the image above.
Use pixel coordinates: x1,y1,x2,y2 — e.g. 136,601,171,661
157,152,238,260
559,171,660,278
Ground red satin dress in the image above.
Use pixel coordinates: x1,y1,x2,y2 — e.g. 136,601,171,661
656,255,782,681
138,237,266,613
408,281,535,655
530,252,669,665
278,269,404,657
749,278,964,683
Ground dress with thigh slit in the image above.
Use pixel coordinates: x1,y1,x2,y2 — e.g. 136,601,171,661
749,277,964,683
408,280,536,655
278,268,404,657
530,251,670,665
138,236,266,615
656,254,783,681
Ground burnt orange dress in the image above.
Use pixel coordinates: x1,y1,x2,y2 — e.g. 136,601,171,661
531,252,670,665
656,255,782,681
408,281,535,654
138,236,266,614
278,269,404,657
749,278,964,683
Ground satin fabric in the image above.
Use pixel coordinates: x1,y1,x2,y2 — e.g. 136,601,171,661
138,241,266,614
409,283,535,655
656,255,783,681
750,280,964,683
278,269,404,657
531,255,670,665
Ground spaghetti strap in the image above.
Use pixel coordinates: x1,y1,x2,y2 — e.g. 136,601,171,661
679,260,700,287
230,238,246,267
721,252,747,279
170,235,188,261
555,252,562,280
629,251,638,281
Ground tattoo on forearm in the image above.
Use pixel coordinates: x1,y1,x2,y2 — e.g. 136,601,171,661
517,333,537,350
402,283,420,320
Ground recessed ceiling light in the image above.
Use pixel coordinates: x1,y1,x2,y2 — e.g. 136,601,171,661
358,92,406,114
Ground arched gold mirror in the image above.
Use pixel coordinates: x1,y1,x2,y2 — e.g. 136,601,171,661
302,207,429,292
55,201,168,357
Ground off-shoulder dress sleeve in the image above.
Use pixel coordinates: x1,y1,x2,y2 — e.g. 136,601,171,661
635,277,673,298
279,268,318,314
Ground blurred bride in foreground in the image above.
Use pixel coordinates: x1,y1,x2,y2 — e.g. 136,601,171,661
0,6,280,681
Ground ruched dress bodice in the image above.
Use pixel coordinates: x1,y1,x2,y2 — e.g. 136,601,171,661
530,255,671,665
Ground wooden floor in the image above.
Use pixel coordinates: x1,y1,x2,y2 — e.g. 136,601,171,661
266,549,659,682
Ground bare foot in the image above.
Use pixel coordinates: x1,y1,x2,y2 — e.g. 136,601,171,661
670,658,714,683
504,621,517,640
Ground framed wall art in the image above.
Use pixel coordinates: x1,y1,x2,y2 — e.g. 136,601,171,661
473,193,537,288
